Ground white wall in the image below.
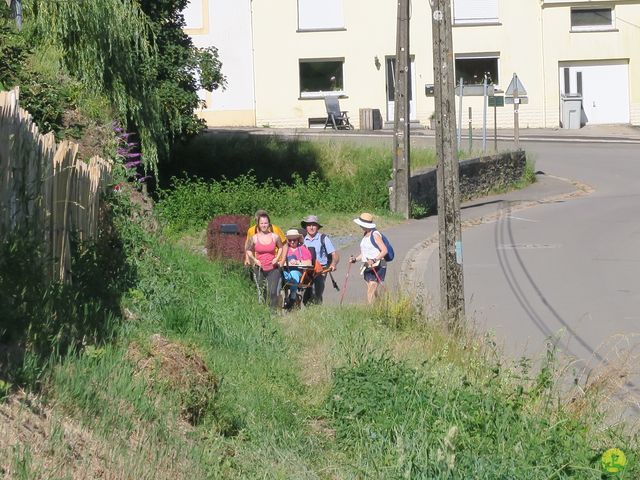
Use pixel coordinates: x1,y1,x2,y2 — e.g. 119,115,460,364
184,0,256,125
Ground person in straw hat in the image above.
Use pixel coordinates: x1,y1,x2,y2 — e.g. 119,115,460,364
282,229,313,308
349,212,388,304
301,214,339,304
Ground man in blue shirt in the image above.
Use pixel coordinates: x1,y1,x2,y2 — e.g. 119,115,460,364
301,215,340,304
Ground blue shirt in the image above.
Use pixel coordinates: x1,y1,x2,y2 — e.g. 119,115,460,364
303,233,336,267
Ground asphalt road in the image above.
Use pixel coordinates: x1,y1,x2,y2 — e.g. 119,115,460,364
424,141,640,416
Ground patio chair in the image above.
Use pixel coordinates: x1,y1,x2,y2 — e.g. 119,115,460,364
324,96,353,130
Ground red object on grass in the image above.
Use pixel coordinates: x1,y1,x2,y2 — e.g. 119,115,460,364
206,215,250,262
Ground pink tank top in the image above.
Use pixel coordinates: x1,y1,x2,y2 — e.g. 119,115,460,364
255,234,277,271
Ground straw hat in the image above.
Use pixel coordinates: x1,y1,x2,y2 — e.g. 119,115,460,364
301,215,323,228
353,212,376,229
285,228,303,239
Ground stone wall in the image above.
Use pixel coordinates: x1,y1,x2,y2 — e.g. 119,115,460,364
407,150,527,214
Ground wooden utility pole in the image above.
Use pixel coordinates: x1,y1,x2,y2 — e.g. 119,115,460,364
392,0,410,219
430,0,465,323
7,0,22,30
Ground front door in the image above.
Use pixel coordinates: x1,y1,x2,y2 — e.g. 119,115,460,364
559,61,630,125
386,57,417,123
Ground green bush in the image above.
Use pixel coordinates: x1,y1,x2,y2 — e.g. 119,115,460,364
157,139,397,233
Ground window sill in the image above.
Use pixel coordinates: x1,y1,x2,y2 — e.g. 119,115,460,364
299,93,348,100
570,27,617,33
297,27,347,33
453,21,501,27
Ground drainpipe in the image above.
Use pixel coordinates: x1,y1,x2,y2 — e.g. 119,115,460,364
540,1,547,128
249,0,258,127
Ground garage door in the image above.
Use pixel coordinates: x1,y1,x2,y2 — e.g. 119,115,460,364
559,61,630,125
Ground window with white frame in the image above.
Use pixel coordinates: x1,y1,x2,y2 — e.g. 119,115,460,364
453,0,499,25
455,54,500,85
570,7,614,31
298,0,344,31
183,0,204,30
299,59,344,97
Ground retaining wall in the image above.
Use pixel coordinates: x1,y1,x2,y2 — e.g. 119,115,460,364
408,150,527,214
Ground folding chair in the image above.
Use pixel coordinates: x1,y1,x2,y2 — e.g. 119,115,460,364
324,96,353,130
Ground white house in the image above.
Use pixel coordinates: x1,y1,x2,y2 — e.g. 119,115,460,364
183,0,640,129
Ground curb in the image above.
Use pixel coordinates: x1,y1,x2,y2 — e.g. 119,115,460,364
398,174,595,312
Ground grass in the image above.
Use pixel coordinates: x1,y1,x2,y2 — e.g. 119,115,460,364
4,231,636,478
157,136,439,235
0,136,620,478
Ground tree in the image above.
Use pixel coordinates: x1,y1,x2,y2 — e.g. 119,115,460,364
27,0,225,175
138,0,225,144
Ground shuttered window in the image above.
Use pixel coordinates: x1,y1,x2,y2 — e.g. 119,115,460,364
298,0,344,31
453,0,499,25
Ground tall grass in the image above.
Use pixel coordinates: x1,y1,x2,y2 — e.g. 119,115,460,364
158,135,435,232
5,224,636,477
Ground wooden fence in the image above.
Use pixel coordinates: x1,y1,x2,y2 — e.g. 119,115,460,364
0,87,112,282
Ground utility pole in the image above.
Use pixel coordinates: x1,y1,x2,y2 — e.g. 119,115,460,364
392,0,410,219
7,0,22,30
430,0,465,324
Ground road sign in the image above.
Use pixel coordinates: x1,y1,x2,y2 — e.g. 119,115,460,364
505,74,527,97
455,84,494,96
505,96,529,105
488,96,504,107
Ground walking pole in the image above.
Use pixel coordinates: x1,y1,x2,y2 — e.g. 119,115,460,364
329,271,340,291
371,265,387,290
253,265,264,304
339,261,354,305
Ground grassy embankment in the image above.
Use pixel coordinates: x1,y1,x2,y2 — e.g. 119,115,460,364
4,135,635,478
6,235,636,478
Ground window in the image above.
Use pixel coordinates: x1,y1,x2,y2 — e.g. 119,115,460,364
455,55,499,85
298,0,344,31
571,8,614,31
453,0,499,25
299,59,344,97
183,0,204,31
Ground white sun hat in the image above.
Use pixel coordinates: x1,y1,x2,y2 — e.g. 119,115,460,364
353,212,376,229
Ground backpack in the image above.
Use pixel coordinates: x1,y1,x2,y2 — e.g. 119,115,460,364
370,230,395,262
318,233,333,266
306,246,326,274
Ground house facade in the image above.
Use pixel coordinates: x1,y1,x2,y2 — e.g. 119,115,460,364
183,0,640,129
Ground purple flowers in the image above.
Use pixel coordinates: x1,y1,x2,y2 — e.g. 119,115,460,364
113,122,149,184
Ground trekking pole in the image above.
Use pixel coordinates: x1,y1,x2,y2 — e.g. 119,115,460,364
339,261,353,305
371,265,387,290
253,265,264,304
328,271,340,291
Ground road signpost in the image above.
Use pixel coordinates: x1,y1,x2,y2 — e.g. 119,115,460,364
489,94,504,151
505,73,528,149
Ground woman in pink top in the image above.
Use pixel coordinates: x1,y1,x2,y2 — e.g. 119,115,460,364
245,213,285,308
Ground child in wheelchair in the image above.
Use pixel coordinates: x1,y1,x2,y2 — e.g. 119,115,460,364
281,229,314,309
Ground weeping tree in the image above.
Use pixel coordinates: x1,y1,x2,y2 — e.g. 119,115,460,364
139,0,226,141
27,0,225,175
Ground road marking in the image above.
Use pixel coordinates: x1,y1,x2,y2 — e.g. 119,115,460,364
504,215,538,222
497,243,562,250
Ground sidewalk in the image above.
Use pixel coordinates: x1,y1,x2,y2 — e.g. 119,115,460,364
210,124,640,144
323,172,582,306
